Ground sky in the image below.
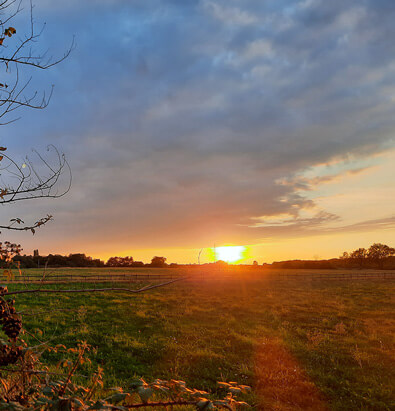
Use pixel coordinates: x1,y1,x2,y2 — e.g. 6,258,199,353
1,0,394,264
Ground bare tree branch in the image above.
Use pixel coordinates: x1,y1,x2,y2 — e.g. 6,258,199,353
0,0,74,122
0,1,73,233
0,144,71,232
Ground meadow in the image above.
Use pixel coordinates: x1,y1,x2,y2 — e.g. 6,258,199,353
6,268,395,410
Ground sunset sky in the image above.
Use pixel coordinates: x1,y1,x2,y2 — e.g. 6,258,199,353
3,0,395,264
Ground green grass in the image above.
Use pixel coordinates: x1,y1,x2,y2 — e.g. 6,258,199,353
14,266,186,278
5,270,395,410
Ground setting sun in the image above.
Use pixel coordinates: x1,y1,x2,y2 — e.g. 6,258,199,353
215,246,246,263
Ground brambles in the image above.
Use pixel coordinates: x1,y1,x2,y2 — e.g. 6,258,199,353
0,296,22,341
2,314,22,340
0,345,22,366
0,290,24,368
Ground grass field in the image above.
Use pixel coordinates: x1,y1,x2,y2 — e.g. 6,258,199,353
6,268,395,410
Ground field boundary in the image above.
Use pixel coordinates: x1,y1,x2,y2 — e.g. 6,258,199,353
2,269,394,284
193,270,395,281
3,273,180,284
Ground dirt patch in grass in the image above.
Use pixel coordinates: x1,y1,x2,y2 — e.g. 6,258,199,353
254,338,328,410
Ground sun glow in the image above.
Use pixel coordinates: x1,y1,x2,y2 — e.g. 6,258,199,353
215,246,246,263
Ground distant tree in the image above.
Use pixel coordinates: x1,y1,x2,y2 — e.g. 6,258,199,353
122,256,134,267
107,256,120,267
339,252,349,260
338,251,351,267
14,252,104,268
92,258,105,267
367,243,395,269
13,253,34,268
68,253,90,267
214,260,228,268
47,254,68,267
349,248,368,268
106,256,134,267
253,260,258,266
150,256,167,268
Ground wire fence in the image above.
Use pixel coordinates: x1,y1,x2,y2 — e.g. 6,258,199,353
195,270,395,281
2,269,394,284
3,273,181,284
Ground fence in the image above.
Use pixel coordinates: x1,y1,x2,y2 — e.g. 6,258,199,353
2,269,394,284
3,273,180,284
267,271,394,280
192,270,395,281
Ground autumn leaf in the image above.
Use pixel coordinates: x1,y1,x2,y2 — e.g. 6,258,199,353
4,27,16,37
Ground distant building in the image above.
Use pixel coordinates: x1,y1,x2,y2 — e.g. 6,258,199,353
33,249,39,257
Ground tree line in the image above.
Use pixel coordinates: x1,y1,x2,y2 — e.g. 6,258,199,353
8,243,395,270
11,253,173,268
339,243,395,269
270,243,394,270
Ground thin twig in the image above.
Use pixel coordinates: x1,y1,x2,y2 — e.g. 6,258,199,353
123,401,196,409
58,344,86,396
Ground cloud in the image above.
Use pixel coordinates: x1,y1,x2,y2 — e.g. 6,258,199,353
2,0,395,256
203,1,258,25
277,165,374,191
250,210,340,228
322,216,395,234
